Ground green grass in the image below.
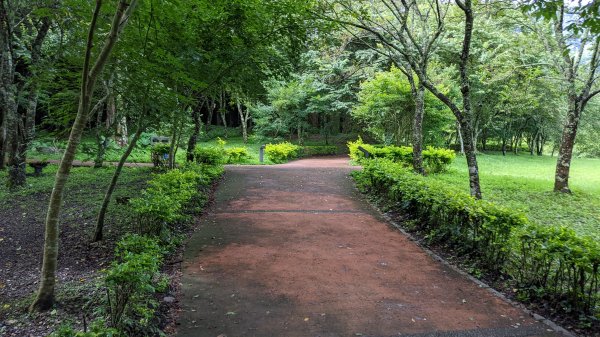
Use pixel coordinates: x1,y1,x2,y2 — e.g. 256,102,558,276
0,164,151,206
430,152,600,239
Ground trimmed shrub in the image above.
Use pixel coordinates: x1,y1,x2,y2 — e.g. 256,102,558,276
265,142,300,163
348,138,455,173
509,224,600,317
130,164,223,235
353,158,600,320
193,146,224,165
300,145,337,157
225,147,250,163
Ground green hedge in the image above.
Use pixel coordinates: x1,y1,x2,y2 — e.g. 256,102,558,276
193,146,224,165
353,159,600,320
130,163,223,236
348,137,455,173
265,142,300,163
300,145,337,157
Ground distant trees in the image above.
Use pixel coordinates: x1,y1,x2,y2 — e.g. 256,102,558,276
0,1,54,188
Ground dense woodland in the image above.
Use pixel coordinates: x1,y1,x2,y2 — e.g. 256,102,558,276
0,0,599,335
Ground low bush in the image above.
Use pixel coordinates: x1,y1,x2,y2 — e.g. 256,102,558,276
104,234,165,335
353,158,600,321
265,142,300,163
300,145,337,157
193,146,224,165
348,137,455,173
225,147,250,163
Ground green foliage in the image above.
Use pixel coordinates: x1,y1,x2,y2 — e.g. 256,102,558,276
347,138,455,173
130,164,222,236
300,145,337,157
265,142,300,163
353,158,600,319
150,143,171,168
104,235,164,334
352,66,454,146
225,147,250,163
509,224,600,317
193,146,224,165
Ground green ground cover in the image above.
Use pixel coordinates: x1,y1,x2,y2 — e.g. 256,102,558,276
430,152,600,239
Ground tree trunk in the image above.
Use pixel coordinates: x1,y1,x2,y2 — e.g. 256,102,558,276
0,107,6,170
30,0,137,312
168,120,178,169
460,119,482,199
93,123,144,242
554,101,582,193
5,95,25,188
412,83,425,175
236,99,249,144
186,99,205,162
219,92,228,138
206,99,215,127
456,122,465,154
456,0,481,199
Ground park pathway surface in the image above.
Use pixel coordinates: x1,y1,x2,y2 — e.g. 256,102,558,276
177,157,562,337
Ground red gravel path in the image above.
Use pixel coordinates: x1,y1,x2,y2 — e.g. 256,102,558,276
176,157,563,337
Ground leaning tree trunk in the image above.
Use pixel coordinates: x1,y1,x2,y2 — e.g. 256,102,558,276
554,100,582,193
30,0,136,312
412,83,425,175
94,123,144,242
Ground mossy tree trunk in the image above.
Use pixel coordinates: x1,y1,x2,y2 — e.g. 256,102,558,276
30,0,137,312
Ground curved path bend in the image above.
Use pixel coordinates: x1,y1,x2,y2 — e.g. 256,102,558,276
177,157,561,337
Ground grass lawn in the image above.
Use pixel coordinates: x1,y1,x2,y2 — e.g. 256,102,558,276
430,152,600,239
27,127,351,166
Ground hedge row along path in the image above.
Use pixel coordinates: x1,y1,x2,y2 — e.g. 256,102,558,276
177,157,562,337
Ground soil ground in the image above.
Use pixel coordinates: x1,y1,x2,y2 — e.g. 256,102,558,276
0,165,152,336
176,157,564,337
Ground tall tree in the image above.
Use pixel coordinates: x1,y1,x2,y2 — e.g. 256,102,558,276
30,0,137,311
326,0,483,198
547,5,600,193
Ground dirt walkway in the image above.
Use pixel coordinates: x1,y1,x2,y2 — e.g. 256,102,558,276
176,157,562,337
